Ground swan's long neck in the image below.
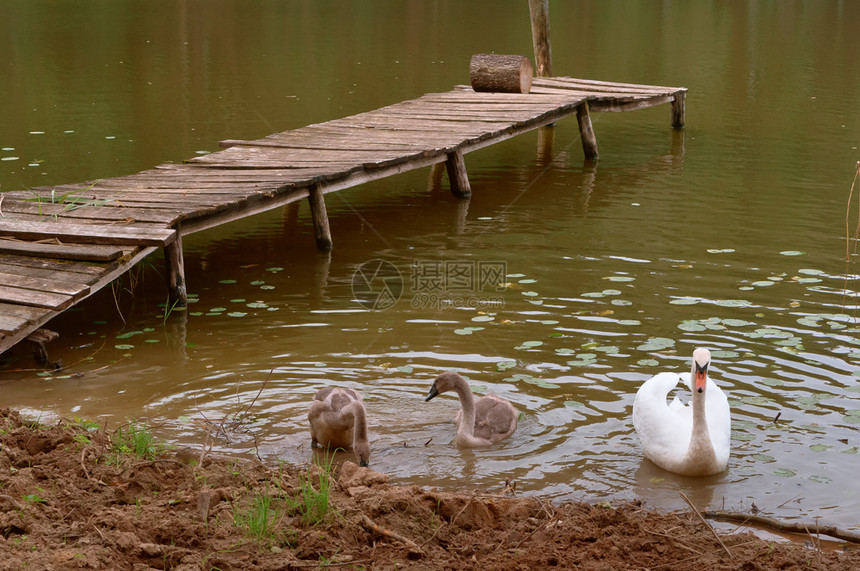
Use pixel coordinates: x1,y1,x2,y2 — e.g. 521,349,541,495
344,401,368,448
452,381,477,439
687,366,718,471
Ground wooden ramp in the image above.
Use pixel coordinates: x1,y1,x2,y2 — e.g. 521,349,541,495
0,76,686,358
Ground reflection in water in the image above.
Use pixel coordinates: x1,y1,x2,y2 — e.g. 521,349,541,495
2,2,860,533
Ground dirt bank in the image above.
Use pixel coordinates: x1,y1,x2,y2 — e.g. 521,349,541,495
0,408,857,570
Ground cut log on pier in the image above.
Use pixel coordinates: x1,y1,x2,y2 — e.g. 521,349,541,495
470,54,533,94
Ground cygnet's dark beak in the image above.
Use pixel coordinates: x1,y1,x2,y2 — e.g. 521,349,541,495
425,385,439,401
359,459,369,467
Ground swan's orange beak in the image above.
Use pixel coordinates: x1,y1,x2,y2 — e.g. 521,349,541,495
695,362,708,393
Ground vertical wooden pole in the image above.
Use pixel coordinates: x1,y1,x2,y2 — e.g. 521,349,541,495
445,149,472,198
536,125,555,165
308,182,333,251
528,0,552,78
164,230,187,307
577,102,599,161
671,91,686,129
427,162,446,193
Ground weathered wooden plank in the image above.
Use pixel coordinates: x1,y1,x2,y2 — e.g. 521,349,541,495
0,301,53,321
0,314,29,334
0,271,90,297
0,284,73,310
0,220,175,247
533,76,685,93
1,199,182,224
0,253,104,276
0,262,97,285
0,239,127,262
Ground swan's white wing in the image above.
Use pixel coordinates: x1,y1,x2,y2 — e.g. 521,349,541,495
633,373,693,468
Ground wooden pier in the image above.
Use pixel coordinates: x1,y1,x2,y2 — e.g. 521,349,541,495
0,75,685,359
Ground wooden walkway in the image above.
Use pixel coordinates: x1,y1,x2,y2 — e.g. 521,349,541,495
0,75,686,359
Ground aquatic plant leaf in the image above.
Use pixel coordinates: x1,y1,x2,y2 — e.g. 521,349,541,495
669,297,699,305
678,321,706,332
219,280,237,284
496,360,516,371
773,468,796,477
564,400,585,408
115,344,134,350
751,454,775,462
751,281,774,287
808,475,832,484
636,337,675,351
809,444,831,452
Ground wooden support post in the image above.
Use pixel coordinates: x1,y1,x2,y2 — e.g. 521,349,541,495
445,149,472,199
528,0,553,78
308,182,334,251
427,162,446,193
164,230,187,307
26,329,61,369
671,92,686,129
536,125,555,165
577,102,599,161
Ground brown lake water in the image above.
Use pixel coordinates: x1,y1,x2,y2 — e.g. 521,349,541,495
2,1,859,532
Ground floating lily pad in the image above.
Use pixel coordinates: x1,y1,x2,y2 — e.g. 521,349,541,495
266,267,284,272
227,312,247,317
471,315,494,322
555,348,576,355
669,297,699,305
250,280,266,286
678,321,707,332
715,299,751,307
564,400,585,408
593,345,619,354
454,326,484,335
809,475,832,484
752,454,775,462
219,280,237,284
637,337,675,351
760,378,784,387
742,396,772,406
397,365,413,373
611,299,632,306
115,344,134,350
518,279,537,284
522,291,539,297
507,273,525,278
260,285,275,290
711,350,739,359
638,359,660,367
809,444,832,452
496,360,516,371
618,320,642,326
247,302,268,309
751,281,775,287
844,414,860,424
773,468,796,477
842,446,859,454
722,319,754,327
731,432,754,441
515,340,543,350
606,276,635,282
796,316,821,327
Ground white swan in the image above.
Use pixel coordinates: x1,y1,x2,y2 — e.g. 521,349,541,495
632,348,731,476
425,372,517,447
308,386,370,466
